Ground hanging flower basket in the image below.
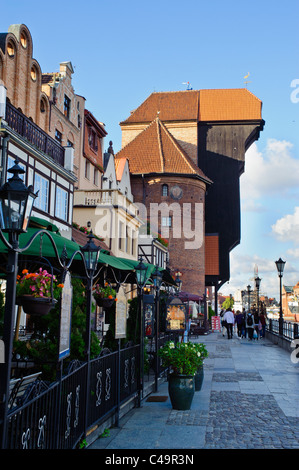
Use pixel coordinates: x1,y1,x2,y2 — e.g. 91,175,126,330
94,297,115,308
93,283,117,308
16,295,57,316
16,268,63,315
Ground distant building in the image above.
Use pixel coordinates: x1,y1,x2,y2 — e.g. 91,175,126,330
118,89,264,296
73,143,142,259
282,283,299,321
0,24,76,237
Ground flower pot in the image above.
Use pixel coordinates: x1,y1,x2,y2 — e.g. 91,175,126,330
16,295,57,316
95,297,115,308
168,374,195,410
194,365,204,391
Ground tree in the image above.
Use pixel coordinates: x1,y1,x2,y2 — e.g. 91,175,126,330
222,296,234,310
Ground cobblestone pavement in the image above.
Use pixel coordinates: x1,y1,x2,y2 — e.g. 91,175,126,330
89,332,299,450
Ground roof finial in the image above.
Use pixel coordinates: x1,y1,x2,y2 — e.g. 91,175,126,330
108,140,114,155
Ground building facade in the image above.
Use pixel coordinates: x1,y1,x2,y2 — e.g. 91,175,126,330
0,24,77,237
119,89,264,296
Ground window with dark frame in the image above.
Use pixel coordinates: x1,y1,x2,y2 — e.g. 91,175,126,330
64,94,71,119
88,127,98,152
162,184,168,196
55,129,62,144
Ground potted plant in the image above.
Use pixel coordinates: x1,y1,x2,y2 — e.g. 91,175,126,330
16,268,64,316
193,342,208,391
158,341,203,410
93,283,117,308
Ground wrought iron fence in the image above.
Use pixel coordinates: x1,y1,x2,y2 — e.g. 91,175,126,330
6,344,140,449
266,318,299,341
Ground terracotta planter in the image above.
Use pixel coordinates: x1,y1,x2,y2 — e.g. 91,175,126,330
95,297,115,308
194,365,204,391
16,295,57,316
168,374,195,410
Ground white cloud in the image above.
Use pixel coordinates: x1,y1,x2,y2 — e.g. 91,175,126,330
286,248,299,259
242,139,299,204
271,206,299,243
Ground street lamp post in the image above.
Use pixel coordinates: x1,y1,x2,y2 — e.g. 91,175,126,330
255,276,261,315
0,160,38,449
275,257,286,336
135,257,148,406
80,229,100,436
247,285,252,312
152,266,163,393
175,271,182,294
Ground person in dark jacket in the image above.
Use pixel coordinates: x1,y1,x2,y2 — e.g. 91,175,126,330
246,311,254,340
235,310,243,338
259,312,266,338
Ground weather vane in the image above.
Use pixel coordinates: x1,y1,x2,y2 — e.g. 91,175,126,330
182,81,193,90
244,72,251,88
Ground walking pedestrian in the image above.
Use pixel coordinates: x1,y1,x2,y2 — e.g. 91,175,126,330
253,311,260,340
220,309,226,337
246,311,254,340
235,310,243,338
241,309,247,338
223,308,234,339
259,311,266,338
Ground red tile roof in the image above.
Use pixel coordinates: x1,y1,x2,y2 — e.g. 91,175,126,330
116,118,211,183
199,89,262,121
120,88,262,124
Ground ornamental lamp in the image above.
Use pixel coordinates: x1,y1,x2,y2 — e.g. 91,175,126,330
275,258,286,276
135,257,147,288
80,230,100,273
255,276,261,290
0,159,37,233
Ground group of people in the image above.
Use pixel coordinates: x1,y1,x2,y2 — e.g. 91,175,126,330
220,307,267,340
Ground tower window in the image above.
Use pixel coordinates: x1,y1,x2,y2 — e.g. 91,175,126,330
162,184,168,196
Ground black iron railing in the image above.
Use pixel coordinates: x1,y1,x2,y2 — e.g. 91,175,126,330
266,318,299,341
5,102,65,167
6,344,140,449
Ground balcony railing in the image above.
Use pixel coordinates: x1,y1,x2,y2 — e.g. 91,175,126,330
74,189,139,217
5,101,65,167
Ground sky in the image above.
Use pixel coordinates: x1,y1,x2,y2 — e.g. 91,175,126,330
1,0,299,300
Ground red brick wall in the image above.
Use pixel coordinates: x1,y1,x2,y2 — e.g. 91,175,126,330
132,174,206,296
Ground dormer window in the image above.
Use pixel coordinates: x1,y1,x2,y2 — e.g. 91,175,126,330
88,127,98,152
64,94,71,119
7,41,15,57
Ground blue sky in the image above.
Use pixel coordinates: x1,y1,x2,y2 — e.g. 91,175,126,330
1,0,299,299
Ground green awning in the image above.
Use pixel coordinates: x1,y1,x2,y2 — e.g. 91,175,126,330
0,228,81,259
0,217,176,285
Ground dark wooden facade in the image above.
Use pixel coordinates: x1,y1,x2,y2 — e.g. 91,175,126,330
198,120,265,289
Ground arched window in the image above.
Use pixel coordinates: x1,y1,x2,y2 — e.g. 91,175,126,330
162,184,168,196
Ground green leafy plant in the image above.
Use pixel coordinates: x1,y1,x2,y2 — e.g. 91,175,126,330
13,278,101,381
78,438,87,449
158,341,206,376
16,268,64,300
99,428,110,438
93,283,116,300
192,342,208,366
